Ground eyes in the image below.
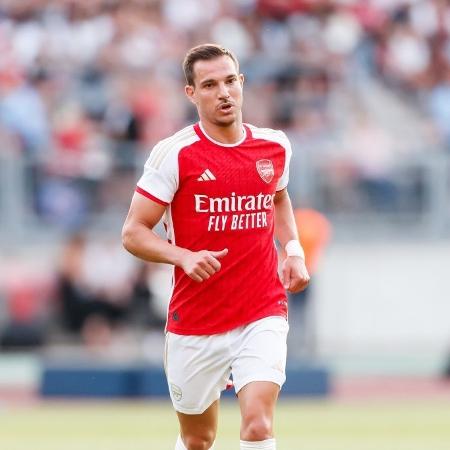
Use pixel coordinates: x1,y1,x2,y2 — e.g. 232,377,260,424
202,77,238,89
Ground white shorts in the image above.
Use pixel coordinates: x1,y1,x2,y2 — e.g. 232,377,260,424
164,316,289,415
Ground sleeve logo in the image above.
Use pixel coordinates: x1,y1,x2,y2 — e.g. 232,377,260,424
256,159,274,183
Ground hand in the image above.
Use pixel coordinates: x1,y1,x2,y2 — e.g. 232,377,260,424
180,248,228,282
281,256,310,293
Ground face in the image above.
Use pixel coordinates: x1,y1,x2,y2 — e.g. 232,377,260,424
185,55,244,127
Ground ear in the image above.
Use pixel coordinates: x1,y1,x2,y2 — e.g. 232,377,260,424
239,73,244,87
185,85,196,105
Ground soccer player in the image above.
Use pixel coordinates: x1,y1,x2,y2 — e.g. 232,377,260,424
122,44,310,450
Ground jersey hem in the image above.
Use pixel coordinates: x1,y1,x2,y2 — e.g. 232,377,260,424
166,311,287,336
135,186,169,206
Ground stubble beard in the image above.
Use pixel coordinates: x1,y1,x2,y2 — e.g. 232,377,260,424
212,108,242,128
214,116,236,127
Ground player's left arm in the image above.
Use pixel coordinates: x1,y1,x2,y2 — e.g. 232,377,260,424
273,188,310,293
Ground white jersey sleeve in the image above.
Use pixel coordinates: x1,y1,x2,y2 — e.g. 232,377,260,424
136,126,199,204
276,131,292,191
137,141,179,204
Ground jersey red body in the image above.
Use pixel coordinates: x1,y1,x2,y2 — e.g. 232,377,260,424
137,123,292,335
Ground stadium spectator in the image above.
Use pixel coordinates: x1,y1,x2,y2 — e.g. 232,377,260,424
0,254,54,349
56,231,155,340
427,71,450,149
0,63,50,158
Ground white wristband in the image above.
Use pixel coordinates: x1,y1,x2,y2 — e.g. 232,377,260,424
285,240,305,259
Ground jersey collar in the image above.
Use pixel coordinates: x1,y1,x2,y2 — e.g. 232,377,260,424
196,121,248,147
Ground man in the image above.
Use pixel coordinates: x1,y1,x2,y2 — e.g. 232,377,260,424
122,44,309,450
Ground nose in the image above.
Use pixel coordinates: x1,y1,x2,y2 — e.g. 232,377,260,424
218,82,230,99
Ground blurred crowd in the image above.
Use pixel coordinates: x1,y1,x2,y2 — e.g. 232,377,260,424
1,0,450,349
0,230,167,354
0,0,449,225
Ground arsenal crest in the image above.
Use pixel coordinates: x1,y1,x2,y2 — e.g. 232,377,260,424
256,159,274,183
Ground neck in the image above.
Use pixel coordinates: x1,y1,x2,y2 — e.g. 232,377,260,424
200,118,244,144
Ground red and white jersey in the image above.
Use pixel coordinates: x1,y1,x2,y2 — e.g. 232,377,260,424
136,122,292,335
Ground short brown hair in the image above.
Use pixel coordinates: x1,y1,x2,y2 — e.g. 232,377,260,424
183,44,239,86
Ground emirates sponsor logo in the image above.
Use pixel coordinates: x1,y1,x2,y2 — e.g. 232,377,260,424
256,159,274,184
194,192,274,232
194,192,274,213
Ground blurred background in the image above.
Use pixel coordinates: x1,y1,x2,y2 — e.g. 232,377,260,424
1,0,450,447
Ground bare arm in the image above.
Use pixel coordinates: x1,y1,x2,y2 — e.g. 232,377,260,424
122,192,227,282
274,189,300,249
122,192,187,265
274,189,310,293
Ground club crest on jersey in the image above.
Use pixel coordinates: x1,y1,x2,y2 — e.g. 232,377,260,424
256,159,274,183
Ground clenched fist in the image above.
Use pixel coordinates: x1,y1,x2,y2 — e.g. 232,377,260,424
180,248,228,282
281,256,310,293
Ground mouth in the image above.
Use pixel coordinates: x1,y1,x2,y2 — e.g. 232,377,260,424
218,102,234,112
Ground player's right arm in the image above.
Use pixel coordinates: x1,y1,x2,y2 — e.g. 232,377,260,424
122,192,227,282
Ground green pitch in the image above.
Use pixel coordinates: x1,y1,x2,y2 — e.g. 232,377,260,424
1,399,449,450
